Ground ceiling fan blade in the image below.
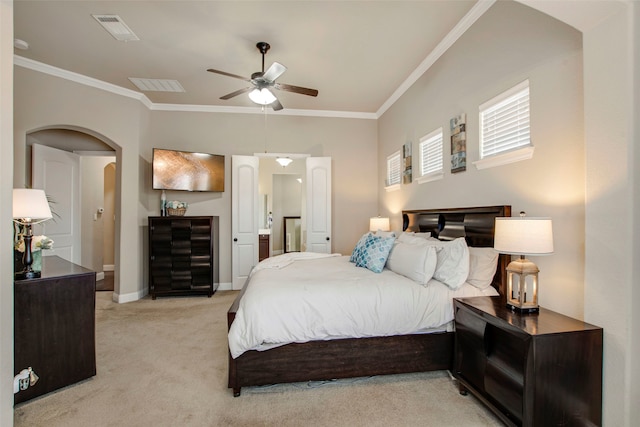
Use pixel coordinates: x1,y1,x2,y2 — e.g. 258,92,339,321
220,87,253,100
273,82,319,97
271,99,284,111
207,68,251,82
262,62,287,82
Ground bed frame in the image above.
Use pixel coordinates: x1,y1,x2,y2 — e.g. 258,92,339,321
227,205,511,396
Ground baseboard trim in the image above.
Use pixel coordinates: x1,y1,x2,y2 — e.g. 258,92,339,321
112,283,231,303
103,264,115,272
96,271,105,281
113,289,145,304
217,282,233,291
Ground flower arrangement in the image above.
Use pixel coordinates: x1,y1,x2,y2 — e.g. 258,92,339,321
14,235,54,253
166,200,188,210
166,200,188,216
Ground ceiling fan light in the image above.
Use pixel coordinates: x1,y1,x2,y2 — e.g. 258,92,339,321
276,157,293,167
249,88,277,105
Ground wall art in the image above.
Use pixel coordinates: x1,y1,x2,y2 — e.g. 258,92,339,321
403,141,413,184
450,113,466,173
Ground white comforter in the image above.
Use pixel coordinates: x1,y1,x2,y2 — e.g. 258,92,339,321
228,253,497,358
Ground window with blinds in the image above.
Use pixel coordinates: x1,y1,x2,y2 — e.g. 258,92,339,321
479,80,530,158
386,150,401,187
419,128,443,177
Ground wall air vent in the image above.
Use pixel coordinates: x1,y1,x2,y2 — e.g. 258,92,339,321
92,14,139,41
129,78,185,93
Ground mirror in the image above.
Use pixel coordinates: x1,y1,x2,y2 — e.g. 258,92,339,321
284,216,301,252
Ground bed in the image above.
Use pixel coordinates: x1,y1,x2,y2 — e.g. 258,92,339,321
227,205,511,396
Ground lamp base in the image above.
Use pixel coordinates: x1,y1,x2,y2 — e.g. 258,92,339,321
15,270,41,280
506,302,539,314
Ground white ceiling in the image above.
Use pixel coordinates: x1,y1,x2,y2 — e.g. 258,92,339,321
14,0,483,116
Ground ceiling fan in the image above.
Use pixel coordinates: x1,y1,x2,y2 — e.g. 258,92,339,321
207,42,318,111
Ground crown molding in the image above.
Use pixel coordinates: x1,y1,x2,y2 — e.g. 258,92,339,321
14,55,148,104
14,55,376,120
150,102,377,119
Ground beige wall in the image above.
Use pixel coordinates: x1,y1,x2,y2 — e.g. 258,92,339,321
378,1,585,318
1,1,14,425
581,3,639,424
80,155,116,273
103,162,116,267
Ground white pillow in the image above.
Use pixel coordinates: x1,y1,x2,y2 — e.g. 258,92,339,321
400,231,431,239
386,241,437,285
467,247,499,289
422,237,470,290
397,232,431,245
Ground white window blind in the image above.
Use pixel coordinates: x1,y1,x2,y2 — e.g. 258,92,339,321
480,80,530,158
386,151,401,186
419,128,443,176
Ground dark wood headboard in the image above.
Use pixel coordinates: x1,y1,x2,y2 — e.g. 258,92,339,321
402,205,511,299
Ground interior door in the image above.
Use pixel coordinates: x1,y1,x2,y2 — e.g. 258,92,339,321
32,144,81,264
231,155,259,290
305,157,332,253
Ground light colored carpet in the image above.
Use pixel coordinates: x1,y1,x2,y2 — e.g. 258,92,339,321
14,291,502,426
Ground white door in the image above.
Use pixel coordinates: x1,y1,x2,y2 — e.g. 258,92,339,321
231,155,259,290
32,144,81,264
305,157,332,253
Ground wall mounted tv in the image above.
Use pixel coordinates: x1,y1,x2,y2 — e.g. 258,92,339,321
152,148,225,192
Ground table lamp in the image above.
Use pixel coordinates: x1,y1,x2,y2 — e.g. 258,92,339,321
13,189,53,279
494,212,554,313
369,216,390,232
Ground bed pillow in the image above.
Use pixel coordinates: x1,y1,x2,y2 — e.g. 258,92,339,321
422,237,470,289
386,241,437,285
467,247,499,289
353,233,395,273
350,232,372,263
399,231,431,239
397,232,431,245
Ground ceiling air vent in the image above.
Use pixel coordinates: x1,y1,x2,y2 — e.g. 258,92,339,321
129,78,185,93
92,14,139,41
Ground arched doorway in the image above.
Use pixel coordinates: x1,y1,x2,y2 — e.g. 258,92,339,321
26,126,121,296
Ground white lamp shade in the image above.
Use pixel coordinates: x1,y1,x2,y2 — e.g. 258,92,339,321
13,189,53,222
369,217,390,232
494,217,554,255
276,157,293,167
248,88,277,105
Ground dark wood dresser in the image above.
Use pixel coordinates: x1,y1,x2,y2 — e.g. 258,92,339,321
453,296,603,426
14,256,96,404
148,216,219,299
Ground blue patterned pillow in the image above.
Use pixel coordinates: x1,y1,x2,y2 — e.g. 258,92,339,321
353,234,395,273
350,233,372,263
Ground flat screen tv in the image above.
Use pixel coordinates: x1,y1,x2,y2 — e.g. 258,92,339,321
152,148,225,192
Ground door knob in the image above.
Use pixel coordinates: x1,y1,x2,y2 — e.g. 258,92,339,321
326,237,330,241
233,238,238,242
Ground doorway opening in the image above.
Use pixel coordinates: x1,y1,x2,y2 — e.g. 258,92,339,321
26,127,120,294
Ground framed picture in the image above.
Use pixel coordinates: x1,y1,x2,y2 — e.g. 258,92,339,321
403,141,412,184
450,114,466,173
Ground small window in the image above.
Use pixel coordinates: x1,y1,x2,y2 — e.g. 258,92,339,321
479,80,531,161
386,150,401,189
418,128,443,183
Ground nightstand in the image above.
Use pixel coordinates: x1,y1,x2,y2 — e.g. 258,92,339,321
453,297,602,427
